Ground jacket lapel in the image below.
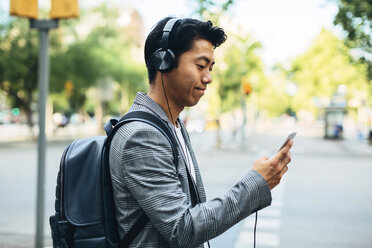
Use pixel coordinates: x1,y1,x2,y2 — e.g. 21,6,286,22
179,120,207,203
130,92,206,203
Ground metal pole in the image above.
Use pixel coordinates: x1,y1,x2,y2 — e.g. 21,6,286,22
241,95,247,151
30,19,58,248
35,27,48,248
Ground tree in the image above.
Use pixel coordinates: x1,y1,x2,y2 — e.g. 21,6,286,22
334,0,372,80
289,29,369,115
217,34,265,113
0,18,38,130
1,5,147,135
50,5,147,117
193,0,234,21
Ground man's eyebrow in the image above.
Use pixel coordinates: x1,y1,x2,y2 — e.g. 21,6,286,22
197,56,215,65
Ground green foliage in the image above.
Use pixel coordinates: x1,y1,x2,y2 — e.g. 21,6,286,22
256,78,291,117
289,29,369,113
193,0,234,23
1,5,147,130
216,33,266,113
49,5,147,114
334,0,371,52
194,0,234,14
0,18,38,126
334,0,372,80
191,0,273,118
50,93,69,113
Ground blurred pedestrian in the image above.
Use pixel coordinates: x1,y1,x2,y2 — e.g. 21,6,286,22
109,17,293,247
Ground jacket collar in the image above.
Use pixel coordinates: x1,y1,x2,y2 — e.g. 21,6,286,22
131,92,173,125
131,93,205,200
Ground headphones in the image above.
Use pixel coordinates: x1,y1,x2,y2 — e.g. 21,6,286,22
150,18,180,73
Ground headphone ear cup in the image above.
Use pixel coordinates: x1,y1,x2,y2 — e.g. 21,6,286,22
151,48,175,72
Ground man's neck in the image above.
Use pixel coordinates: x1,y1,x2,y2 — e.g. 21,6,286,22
147,87,183,126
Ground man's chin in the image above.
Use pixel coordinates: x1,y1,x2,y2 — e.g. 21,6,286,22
186,99,201,107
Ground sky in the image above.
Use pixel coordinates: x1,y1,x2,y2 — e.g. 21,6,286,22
123,0,342,69
1,0,342,69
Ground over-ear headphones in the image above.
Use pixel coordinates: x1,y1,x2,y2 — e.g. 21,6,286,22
150,18,180,72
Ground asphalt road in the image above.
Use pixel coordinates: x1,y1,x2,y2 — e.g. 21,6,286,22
0,131,371,248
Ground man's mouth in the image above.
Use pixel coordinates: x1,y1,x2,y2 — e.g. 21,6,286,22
195,86,206,92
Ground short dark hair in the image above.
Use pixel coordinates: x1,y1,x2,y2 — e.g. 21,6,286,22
144,17,227,83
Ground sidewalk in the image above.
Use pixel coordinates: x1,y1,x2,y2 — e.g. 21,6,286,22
1,121,371,157
0,122,98,148
189,119,372,158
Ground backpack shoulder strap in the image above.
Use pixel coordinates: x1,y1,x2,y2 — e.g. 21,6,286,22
104,111,179,248
106,111,179,165
104,118,118,136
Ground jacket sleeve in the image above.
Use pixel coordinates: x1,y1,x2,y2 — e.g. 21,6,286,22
118,123,272,247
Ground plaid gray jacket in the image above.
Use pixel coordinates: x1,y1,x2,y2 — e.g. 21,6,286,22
109,92,272,248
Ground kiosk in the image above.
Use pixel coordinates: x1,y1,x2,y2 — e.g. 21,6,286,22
324,106,346,139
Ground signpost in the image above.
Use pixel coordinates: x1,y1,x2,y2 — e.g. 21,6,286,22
9,1,79,247
30,18,59,248
241,78,252,150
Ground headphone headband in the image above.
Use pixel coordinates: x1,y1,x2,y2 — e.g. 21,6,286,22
151,18,180,73
160,18,179,50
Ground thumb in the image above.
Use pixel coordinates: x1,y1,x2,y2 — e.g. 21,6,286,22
259,155,269,161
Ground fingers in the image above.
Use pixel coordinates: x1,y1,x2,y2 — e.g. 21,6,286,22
279,139,293,155
260,155,269,161
281,150,291,166
253,142,293,190
274,140,293,164
268,148,291,181
276,152,290,175
279,164,288,177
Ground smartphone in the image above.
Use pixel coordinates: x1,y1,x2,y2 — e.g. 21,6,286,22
277,132,296,152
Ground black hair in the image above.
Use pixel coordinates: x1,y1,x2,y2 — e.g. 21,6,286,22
144,17,227,83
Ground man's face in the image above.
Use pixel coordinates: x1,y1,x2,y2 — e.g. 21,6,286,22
165,38,214,109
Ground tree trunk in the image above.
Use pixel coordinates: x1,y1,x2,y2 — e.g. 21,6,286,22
23,102,36,141
95,100,104,135
24,75,36,140
216,118,222,149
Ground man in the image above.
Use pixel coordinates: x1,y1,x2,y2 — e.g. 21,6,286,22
109,17,293,248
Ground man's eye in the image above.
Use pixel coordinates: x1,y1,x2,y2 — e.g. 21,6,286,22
197,64,205,69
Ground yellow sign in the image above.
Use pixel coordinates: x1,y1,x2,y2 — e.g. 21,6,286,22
9,0,38,19
50,0,79,19
64,80,73,97
241,78,252,95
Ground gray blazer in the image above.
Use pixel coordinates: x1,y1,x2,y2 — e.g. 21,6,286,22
109,92,272,248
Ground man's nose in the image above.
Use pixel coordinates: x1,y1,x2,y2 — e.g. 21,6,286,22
202,72,212,84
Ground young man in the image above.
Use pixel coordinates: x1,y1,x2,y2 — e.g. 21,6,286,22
109,17,293,248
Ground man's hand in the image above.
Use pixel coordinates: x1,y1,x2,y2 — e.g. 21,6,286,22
252,140,293,190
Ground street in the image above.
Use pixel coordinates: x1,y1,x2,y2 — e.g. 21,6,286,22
0,130,372,247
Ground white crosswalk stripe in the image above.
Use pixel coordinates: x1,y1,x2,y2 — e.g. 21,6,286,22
235,176,287,248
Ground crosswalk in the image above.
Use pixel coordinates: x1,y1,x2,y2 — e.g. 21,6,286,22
235,177,287,248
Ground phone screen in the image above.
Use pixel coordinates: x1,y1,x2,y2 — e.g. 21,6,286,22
277,132,296,152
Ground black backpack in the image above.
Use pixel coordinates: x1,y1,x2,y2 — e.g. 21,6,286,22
49,111,179,248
